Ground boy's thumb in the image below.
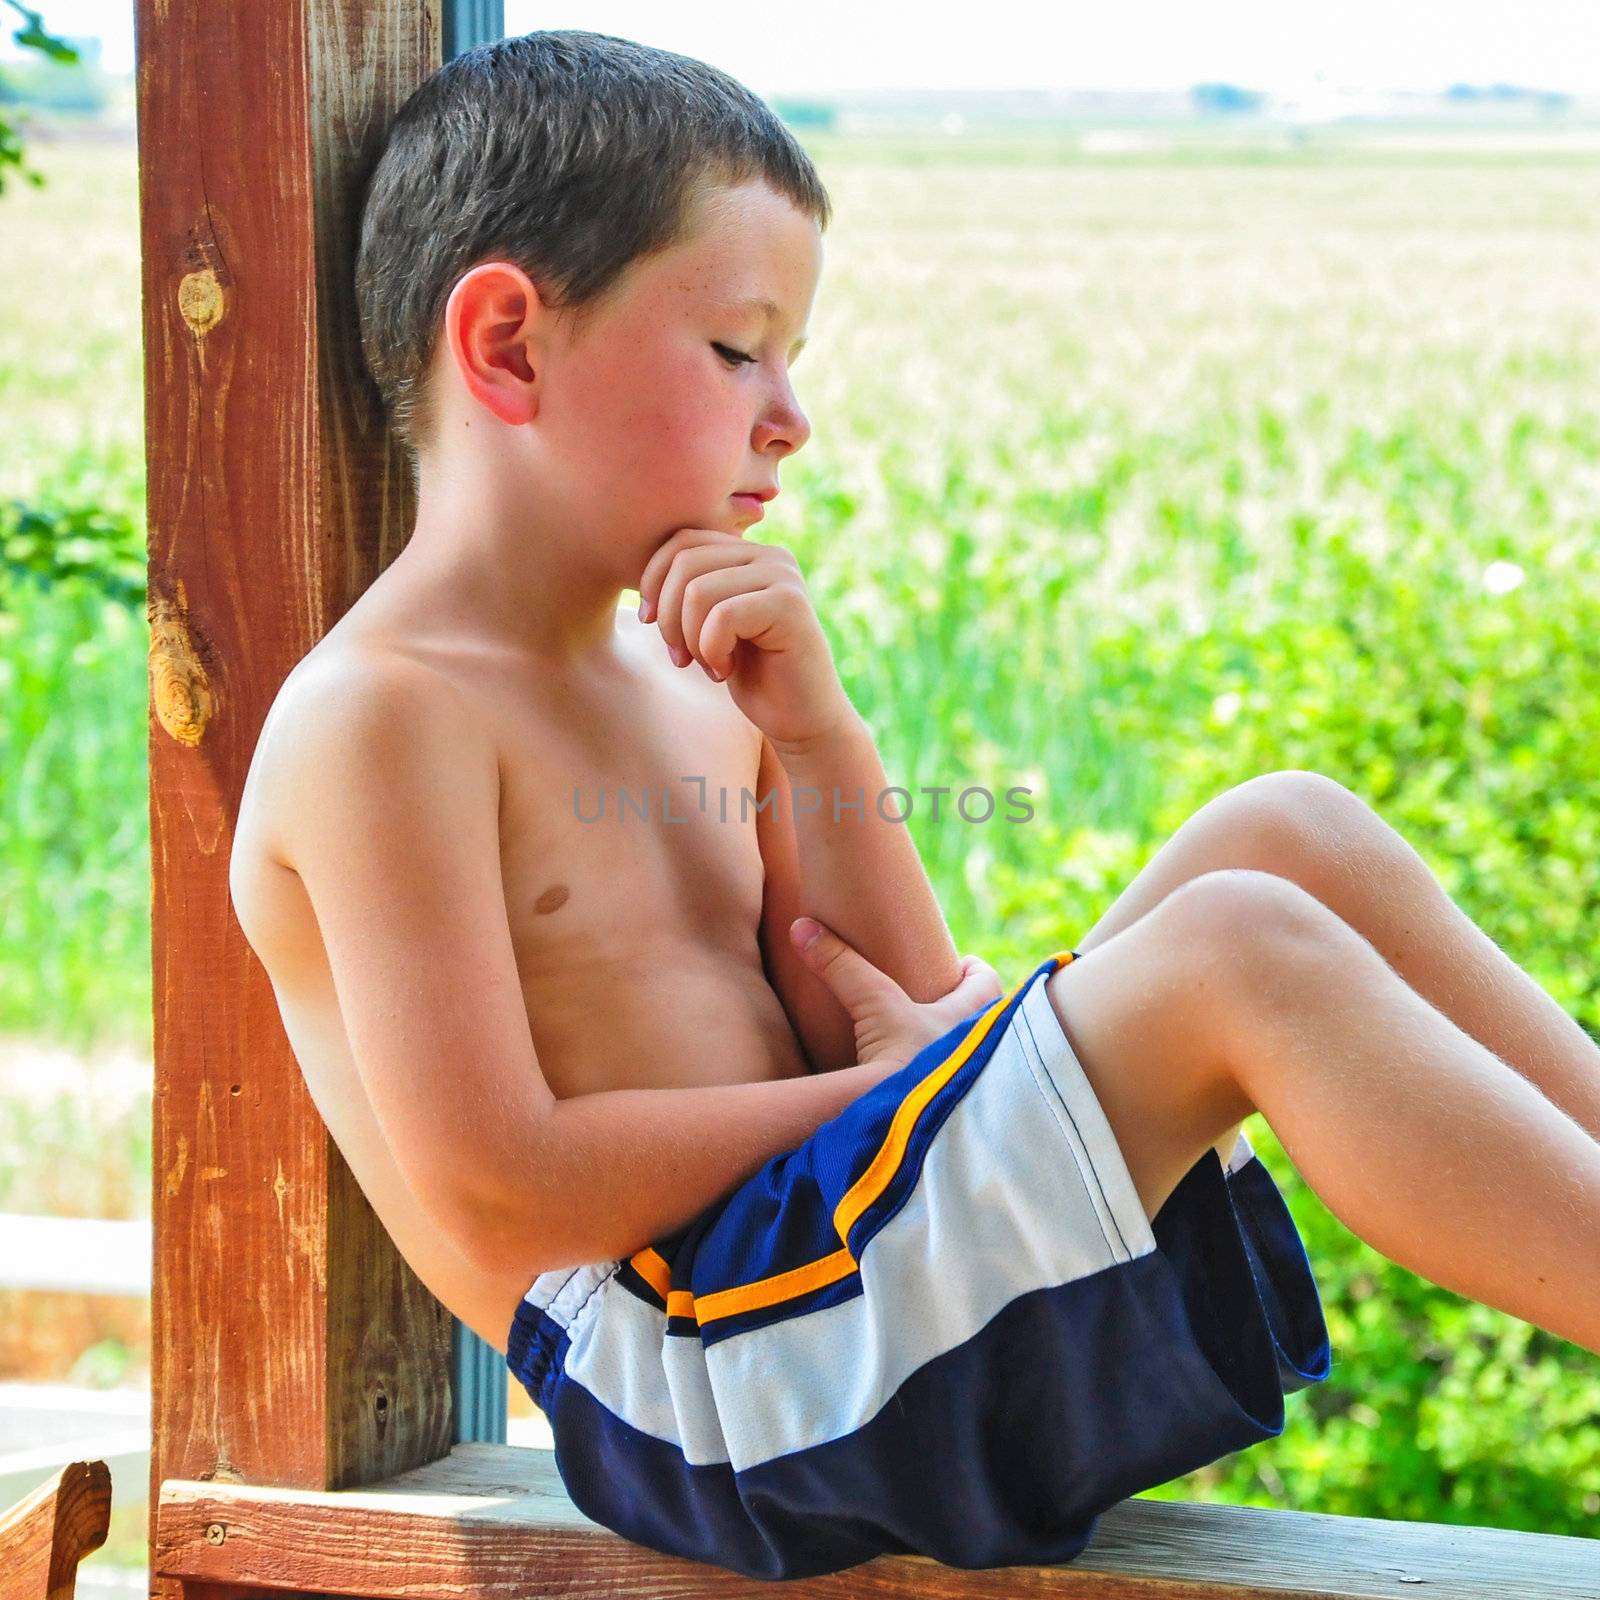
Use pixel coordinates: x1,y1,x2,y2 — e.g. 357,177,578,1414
789,916,891,1015
790,916,833,960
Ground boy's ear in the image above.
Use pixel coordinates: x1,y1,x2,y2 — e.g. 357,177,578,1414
442,261,544,428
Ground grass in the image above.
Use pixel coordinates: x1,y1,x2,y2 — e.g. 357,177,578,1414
3,129,1599,1534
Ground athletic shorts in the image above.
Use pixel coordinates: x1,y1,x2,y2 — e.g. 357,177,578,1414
506,947,1332,1581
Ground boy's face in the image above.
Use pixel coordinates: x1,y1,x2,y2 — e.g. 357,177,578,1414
535,178,821,553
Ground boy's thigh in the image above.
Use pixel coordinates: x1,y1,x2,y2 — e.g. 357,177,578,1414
1043,881,1262,1224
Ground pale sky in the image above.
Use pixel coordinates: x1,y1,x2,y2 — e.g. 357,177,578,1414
10,0,1600,95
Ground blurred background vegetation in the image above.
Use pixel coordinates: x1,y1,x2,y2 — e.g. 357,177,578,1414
2,0,1597,1570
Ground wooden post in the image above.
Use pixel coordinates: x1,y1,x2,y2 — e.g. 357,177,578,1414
136,4,501,1598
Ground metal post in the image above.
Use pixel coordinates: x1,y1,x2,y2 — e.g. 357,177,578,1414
443,0,509,1446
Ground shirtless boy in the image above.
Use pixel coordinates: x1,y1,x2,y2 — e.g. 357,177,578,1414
229,28,1600,1581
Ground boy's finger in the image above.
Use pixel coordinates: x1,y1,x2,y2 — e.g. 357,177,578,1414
636,527,744,627
951,955,1004,1006
647,541,757,667
682,568,771,677
699,588,795,680
636,527,715,614
963,968,1005,1006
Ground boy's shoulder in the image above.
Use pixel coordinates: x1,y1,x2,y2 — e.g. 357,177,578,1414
230,625,476,914
234,596,719,878
253,622,455,771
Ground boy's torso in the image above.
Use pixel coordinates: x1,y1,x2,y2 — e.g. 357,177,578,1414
229,578,812,1353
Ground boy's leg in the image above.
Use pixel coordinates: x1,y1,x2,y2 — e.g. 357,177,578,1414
1073,768,1600,1144
1046,867,1600,1357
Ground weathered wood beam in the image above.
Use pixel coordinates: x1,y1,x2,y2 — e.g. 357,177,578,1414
154,1443,1600,1599
135,10,456,1600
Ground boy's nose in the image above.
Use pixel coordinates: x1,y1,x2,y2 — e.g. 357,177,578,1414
758,395,810,457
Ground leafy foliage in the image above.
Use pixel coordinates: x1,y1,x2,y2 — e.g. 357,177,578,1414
0,2,79,194
1,498,145,606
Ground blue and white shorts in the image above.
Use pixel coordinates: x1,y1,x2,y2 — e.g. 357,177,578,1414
506,948,1332,1581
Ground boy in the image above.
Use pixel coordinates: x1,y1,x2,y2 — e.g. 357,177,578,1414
229,29,1600,1581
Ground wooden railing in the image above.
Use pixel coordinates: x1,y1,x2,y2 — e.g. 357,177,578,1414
1,1459,111,1600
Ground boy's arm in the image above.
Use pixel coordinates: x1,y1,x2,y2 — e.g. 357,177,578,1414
754,714,963,1074
242,654,555,1269
475,1060,901,1279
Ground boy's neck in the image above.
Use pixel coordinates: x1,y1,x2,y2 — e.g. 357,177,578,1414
393,456,632,667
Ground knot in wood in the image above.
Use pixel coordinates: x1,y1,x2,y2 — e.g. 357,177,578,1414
178,268,225,335
148,587,214,746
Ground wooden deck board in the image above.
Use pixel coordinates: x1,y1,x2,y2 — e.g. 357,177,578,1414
155,1442,1600,1599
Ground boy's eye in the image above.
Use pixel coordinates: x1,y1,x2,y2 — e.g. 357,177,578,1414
712,342,755,368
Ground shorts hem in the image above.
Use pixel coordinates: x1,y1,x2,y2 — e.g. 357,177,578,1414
1014,953,1333,1438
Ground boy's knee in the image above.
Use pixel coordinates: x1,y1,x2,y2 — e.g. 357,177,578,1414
1163,869,1348,1074
1166,867,1338,971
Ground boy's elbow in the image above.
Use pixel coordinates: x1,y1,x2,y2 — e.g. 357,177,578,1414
453,1180,565,1280
461,1209,550,1282
455,1150,579,1282
385,1143,549,1281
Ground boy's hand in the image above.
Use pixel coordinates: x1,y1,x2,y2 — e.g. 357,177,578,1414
636,527,857,753
788,915,1006,1073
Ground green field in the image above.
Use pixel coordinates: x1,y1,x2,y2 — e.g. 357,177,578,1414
3,133,1599,1537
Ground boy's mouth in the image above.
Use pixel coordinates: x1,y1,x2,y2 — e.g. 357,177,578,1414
731,493,766,522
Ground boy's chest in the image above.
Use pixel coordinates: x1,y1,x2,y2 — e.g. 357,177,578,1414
470,628,791,1078
494,671,767,967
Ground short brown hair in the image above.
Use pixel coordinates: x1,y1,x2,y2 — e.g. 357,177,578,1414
354,29,832,459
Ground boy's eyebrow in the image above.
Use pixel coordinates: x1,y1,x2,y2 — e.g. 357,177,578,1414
728,294,808,354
